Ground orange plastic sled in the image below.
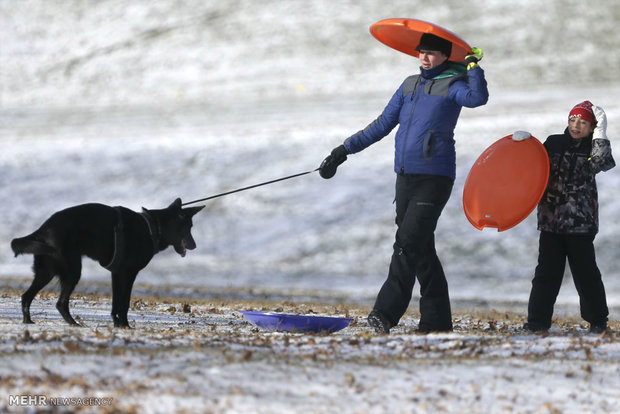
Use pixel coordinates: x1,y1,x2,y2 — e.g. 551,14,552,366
369,18,473,62
463,131,550,232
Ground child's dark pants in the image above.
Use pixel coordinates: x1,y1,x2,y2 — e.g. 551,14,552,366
527,231,609,329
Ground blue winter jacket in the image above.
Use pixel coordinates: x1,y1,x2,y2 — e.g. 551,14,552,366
344,62,489,179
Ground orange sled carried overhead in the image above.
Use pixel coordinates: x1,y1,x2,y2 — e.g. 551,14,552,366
463,131,550,232
369,18,473,62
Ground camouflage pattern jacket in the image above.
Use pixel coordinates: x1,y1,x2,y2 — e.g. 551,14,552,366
537,128,615,234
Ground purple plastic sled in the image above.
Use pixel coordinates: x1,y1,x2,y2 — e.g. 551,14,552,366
241,311,353,333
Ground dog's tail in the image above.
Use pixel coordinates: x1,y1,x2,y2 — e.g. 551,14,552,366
11,234,56,257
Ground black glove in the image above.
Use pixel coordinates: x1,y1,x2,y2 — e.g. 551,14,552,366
465,47,483,70
319,145,348,179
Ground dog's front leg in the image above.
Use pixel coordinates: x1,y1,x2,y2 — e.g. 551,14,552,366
111,270,139,328
111,273,122,327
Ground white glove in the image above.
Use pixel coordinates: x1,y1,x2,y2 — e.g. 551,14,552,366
592,105,608,140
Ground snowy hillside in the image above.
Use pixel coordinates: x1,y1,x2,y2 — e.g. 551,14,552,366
3,0,620,107
1,0,619,309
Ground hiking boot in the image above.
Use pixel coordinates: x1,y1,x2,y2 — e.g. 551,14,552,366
589,323,608,334
367,310,391,334
522,322,549,333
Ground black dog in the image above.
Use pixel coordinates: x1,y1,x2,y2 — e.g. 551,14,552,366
11,198,204,327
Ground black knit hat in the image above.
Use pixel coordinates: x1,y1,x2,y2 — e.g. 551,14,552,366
415,33,452,57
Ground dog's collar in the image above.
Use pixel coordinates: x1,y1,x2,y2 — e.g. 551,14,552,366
140,211,160,254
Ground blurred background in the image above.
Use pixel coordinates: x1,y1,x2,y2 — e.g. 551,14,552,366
1,0,619,312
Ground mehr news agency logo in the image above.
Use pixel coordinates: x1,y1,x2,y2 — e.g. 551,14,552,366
9,394,113,408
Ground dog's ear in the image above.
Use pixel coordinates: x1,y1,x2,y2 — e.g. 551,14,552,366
169,198,182,210
184,205,205,218
142,207,149,213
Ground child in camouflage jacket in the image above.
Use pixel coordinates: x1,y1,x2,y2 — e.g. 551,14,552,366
524,101,615,333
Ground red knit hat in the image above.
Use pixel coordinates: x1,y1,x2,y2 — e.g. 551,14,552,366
568,101,596,125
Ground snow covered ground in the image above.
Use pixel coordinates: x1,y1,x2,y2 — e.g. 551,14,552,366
1,1,620,412
1,292,619,413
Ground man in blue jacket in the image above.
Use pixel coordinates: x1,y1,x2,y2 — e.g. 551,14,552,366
320,33,489,334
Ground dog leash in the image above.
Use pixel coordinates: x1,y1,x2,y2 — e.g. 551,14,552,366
181,168,320,206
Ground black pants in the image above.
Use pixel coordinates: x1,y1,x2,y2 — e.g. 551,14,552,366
527,231,608,329
373,174,454,331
